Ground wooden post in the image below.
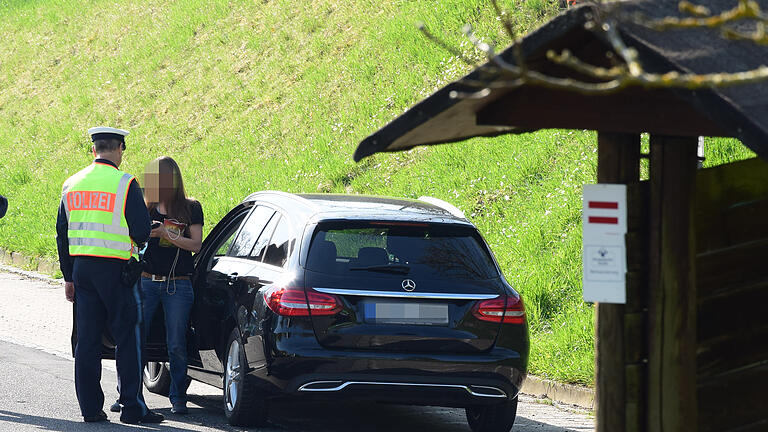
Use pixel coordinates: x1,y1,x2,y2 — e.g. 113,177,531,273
596,132,641,432
647,135,697,432
625,181,649,432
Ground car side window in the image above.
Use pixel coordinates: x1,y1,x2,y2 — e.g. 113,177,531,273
213,211,249,257
263,215,294,268
228,206,275,258
249,213,280,262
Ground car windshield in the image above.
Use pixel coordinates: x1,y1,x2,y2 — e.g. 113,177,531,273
306,221,499,280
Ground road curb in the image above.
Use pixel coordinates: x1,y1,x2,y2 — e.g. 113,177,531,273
0,262,63,285
0,247,60,280
521,375,594,410
0,252,596,411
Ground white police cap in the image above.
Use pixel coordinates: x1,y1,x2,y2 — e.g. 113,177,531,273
88,126,129,142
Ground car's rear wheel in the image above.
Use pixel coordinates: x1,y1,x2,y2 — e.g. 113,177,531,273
223,328,267,426
143,362,171,396
465,397,518,432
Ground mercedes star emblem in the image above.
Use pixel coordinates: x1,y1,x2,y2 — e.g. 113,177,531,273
401,279,416,292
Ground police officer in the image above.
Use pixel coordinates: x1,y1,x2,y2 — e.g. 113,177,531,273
56,126,163,424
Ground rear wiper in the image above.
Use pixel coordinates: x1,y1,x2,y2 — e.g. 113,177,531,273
349,264,411,274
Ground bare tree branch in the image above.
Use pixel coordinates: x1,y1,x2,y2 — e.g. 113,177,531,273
722,21,768,44
492,0,518,39
641,0,766,31
419,0,768,98
455,63,768,95
546,49,626,80
416,22,478,67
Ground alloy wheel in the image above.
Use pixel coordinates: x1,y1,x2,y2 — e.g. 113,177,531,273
225,338,242,411
144,362,164,381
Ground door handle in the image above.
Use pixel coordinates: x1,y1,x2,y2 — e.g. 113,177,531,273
239,276,262,294
227,272,239,285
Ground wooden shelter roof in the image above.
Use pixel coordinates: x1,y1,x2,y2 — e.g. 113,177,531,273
353,0,768,161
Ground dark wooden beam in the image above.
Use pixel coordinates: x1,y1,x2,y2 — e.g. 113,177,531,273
596,132,641,432
647,135,698,432
476,87,731,138
625,183,649,432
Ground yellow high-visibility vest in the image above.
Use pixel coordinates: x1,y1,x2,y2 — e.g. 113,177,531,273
62,162,138,260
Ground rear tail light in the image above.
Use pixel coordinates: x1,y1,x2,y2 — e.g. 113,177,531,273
472,294,525,324
264,286,341,316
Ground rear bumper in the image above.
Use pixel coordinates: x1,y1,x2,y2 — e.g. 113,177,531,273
248,342,526,406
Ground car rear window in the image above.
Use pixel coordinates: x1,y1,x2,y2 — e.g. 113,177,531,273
306,221,499,280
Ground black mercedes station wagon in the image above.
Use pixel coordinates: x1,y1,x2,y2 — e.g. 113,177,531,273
141,191,529,432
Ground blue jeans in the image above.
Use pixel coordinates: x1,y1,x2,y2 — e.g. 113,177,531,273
141,277,194,406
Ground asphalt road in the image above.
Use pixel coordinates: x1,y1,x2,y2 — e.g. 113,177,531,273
0,268,594,431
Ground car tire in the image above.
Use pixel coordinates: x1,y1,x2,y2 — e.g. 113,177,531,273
143,362,171,396
223,328,267,426
465,397,518,432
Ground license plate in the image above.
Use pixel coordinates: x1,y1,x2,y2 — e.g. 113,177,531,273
362,301,449,325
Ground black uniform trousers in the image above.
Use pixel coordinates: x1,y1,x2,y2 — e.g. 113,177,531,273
72,257,147,419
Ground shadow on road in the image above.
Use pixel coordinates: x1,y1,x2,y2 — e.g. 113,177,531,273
1,397,591,432
189,393,593,432
0,408,200,432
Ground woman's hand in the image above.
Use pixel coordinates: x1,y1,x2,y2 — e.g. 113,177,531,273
160,224,202,253
150,226,169,239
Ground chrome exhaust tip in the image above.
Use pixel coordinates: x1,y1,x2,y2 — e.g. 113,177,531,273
467,385,507,398
298,381,346,392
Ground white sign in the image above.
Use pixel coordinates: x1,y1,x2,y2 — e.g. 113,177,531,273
583,184,627,303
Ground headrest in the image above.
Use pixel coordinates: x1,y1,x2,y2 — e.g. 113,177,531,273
356,247,388,266
308,240,337,269
387,236,423,260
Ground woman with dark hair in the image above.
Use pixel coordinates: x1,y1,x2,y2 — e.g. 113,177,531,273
140,156,203,414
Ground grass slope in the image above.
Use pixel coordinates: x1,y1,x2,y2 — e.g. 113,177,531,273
0,0,755,385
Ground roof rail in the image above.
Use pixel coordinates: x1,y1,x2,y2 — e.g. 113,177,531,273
243,190,319,211
418,196,466,219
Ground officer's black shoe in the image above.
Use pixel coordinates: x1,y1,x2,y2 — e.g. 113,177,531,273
109,400,121,413
120,410,164,424
83,411,109,423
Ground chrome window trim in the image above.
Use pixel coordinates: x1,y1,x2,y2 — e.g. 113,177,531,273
313,287,498,300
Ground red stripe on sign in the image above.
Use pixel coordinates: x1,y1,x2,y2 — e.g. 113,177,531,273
588,201,618,209
589,216,619,224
